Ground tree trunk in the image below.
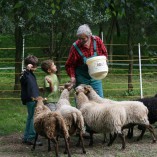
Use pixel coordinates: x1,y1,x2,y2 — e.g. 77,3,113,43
50,24,55,58
99,24,103,38
125,0,134,92
106,15,117,67
14,25,23,90
13,0,23,90
128,45,134,92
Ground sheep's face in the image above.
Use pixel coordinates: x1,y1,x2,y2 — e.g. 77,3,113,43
32,96,47,102
133,114,149,126
75,85,86,95
84,85,93,94
36,96,44,101
64,82,74,91
136,117,149,126
84,85,92,95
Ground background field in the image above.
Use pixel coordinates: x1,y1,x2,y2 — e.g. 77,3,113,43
0,35,157,157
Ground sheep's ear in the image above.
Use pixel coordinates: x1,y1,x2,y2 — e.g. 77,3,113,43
84,87,90,94
31,97,36,101
60,86,64,92
74,90,79,95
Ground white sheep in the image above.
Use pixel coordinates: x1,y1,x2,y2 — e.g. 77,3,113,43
56,85,86,154
75,86,128,149
81,84,156,143
75,85,154,149
127,95,157,140
32,96,71,157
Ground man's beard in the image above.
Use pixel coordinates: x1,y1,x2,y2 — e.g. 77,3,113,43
82,38,90,46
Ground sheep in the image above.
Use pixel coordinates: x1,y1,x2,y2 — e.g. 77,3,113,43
80,84,156,143
75,86,130,149
56,83,86,154
32,96,71,157
76,85,156,147
127,95,157,140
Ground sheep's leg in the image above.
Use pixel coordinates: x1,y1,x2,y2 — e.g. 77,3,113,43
123,123,135,139
63,137,71,157
136,125,146,141
102,133,108,144
31,133,38,151
75,136,81,147
89,132,94,146
127,126,134,139
118,133,125,150
107,133,117,146
51,138,59,157
79,131,86,154
64,137,70,154
146,124,156,143
56,135,59,141
48,139,51,151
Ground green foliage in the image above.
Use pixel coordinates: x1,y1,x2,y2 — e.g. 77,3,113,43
123,90,140,97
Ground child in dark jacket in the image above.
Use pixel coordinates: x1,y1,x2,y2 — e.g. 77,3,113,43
20,55,42,146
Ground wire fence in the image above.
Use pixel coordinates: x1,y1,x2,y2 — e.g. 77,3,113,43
0,44,157,101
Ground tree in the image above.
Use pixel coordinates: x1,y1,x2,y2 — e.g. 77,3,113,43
105,0,157,92
1,0,111,88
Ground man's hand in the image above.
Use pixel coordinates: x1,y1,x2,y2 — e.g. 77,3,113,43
71,77,76,85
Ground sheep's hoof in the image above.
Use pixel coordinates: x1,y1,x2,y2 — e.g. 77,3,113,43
127,134,133,139
83,150,86,154
89,143,93,147
102,140,107,144
107,143,112,147
121,147,125,150
152,139,156,143
64,150,67,154
136,136,142,141
48,148,51,152
75,141,80,147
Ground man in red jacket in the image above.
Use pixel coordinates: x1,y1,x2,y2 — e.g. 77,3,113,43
65,24,108,98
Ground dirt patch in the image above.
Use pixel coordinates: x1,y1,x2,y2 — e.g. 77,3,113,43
0,129,157,157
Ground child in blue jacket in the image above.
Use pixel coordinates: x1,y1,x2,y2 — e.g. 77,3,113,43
20,55,42,146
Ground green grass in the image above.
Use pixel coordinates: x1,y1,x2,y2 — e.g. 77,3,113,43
0,65,157,136
0,99,26,136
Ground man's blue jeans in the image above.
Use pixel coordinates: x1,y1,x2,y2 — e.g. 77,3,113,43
23,101,36,141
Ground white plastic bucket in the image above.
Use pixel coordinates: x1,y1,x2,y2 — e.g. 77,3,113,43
86,56,108,80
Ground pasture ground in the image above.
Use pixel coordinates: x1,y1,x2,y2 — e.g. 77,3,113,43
0,127,157,157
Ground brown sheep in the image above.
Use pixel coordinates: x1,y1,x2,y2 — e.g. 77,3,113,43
32,96,71,157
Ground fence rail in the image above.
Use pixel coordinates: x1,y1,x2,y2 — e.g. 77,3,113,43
0,43,157,100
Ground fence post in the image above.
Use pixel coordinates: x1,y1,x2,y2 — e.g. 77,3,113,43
138,43,143,98
101,32,103,42
22,35,25,71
